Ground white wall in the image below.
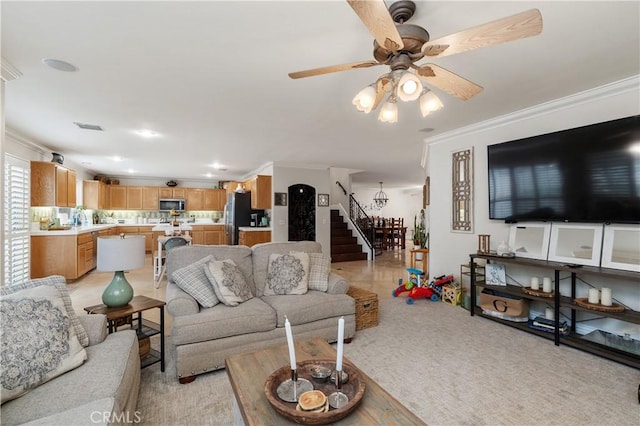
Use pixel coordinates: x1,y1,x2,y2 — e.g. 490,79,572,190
426,76,640,304
329,167,352,210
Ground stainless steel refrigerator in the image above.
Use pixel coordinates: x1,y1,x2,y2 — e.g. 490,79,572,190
224,192,264,245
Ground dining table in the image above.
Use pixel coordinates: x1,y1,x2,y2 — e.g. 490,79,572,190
374,226,407,250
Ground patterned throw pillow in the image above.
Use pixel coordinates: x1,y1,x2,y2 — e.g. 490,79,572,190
0,275,89,347
1,285,87,403
171,255,219,308
307,252,331,292
264,252,310,296
204,259,253,307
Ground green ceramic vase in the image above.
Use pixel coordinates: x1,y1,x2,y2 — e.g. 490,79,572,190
102,271,134,307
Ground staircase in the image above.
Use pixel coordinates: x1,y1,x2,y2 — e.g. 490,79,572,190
330,210,367,262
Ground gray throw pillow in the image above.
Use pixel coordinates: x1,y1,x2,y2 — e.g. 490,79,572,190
204,259,253,307
0,275,89,347
171,255,219,308
264,252,310,295
307,252,331,292
1,285,87,403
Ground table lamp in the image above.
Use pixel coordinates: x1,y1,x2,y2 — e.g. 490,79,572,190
97,234,145,307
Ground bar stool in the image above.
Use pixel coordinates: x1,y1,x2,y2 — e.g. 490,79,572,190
410,248,429,279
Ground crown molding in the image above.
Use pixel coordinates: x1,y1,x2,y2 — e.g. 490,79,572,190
5,127,47,155
1,58,22,82
421,75,640,165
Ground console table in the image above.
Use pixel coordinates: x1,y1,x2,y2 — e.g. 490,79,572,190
469,254,640,369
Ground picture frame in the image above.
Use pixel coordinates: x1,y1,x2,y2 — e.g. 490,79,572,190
423,177,430,207
508,222,552,261
600,224,639,272
548,223,604,267
318,193,330,207
274,192,287,206
485,264,507,286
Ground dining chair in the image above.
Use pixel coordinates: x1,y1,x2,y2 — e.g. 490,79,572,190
154,236,190,287
389,218,404,249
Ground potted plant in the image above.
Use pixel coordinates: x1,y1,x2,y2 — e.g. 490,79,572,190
413,209,428,259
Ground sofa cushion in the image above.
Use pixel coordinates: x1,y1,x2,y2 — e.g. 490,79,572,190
0,275,89,347
204,259,253,307
171,298,276,345
253,242,322,297
264,252,310,296
305,252,331,292
261,291,355,327
172,255,219,308
1,285,87,403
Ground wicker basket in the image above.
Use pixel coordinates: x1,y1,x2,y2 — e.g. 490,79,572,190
347,287,379,331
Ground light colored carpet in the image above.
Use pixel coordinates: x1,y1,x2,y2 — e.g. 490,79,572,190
137,299,640,425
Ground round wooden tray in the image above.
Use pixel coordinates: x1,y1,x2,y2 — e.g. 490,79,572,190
574,298,625,312
522,287,555,298
264,359,366,425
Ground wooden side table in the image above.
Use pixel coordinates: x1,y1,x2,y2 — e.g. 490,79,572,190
410,248,429,278
84,295,166,372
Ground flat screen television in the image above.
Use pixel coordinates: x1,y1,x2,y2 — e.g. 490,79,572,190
488,115,640,224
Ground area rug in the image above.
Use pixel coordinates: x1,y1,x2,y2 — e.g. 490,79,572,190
137,299,640,425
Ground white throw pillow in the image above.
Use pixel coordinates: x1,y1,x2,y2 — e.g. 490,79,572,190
0,275,89,347
171,255,219,308
1,285,87,403
264,252,310,295
204,259,253,307
307,252,331,292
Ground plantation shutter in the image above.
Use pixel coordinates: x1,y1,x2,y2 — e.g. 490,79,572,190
3,154,30,285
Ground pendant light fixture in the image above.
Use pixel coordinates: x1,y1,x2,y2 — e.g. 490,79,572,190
373,182,389,208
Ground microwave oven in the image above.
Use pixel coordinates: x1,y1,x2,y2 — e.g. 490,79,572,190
159,199,186,212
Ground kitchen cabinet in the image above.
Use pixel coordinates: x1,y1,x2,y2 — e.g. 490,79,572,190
469,253,640,369
186,188,204,211
159,188,186,199
142,187,159,210
249,175,272,209
116,226,153,253
226,181,241,195
238,230,271,247
77,232,96,277
109,186,127,210
203,189,226,210
83,180,110,210
189,225,224,245
126,187,143,210
31,161,76,207
31,232,96,280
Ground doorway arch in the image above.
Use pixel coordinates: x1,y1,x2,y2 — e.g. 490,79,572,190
288,184,316,241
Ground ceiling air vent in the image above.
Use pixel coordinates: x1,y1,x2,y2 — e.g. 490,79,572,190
74,122,103,131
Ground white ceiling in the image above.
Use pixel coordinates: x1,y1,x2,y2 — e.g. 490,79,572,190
3,1,639,190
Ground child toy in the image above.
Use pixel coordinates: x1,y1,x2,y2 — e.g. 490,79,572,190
406,274,455,305
391,268,423,297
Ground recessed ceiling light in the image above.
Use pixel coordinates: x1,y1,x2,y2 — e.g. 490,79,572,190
42,58,78,72
112,156,123,162
135,129,158,138
127,169,135,174
205,173,214,178
81,161,92,166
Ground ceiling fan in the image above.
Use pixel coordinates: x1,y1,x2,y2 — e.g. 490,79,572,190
288,1,543,122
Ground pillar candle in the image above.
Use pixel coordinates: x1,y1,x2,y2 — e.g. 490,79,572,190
530,277,540,290
284,316,296,370
545,307,554,320
542,277,552,293
588,288,600,304
336,316,345,371
600,288,612,306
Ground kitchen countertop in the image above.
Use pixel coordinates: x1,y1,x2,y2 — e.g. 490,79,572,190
31,224,117,236
238,227,272,232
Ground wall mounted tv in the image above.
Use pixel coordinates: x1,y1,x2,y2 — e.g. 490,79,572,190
488,115,640,224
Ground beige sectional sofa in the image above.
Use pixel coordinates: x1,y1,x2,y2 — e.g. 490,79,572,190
165,241,356,382
1,277,140,425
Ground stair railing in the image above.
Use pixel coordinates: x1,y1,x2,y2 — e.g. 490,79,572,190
335,181,374,252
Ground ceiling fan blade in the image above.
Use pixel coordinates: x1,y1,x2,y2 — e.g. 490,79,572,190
371,74,393,110
419,64,483,101
421,9,543,58
347,0,404,51
288,61,381,79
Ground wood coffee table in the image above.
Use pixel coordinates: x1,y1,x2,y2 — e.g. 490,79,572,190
225,337,426,425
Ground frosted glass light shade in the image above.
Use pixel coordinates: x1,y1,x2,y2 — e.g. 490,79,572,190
378,100,398,123
352,85,377,113
98,235,145,271
419,90,444,117
397,72,423,102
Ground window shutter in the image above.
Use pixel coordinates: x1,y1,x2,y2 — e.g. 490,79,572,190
3,154,30,285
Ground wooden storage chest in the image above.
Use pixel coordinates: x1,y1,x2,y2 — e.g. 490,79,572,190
347,286,379,331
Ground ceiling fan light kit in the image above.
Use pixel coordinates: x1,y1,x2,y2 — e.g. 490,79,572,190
289,0,543,124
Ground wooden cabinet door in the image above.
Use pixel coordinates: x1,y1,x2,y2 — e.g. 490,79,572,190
110,186,127,209
159,188,173,198
67,170,77,207
126,186,143,210
139,231,153,253
30,162,56,206
83,180,100,210
142,187,159,210
30,235,78,279
203,189,217,210
99,182,110,209
186,188,203,210
252,175,272,209
226,181,240,195
172,188,186,198
204,228,224,245
55,166,68,207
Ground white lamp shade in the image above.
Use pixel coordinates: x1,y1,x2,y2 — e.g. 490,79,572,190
97,235,145,271
378,100,398,123
397,72,423,102
419,91,444,117
352,85,377,113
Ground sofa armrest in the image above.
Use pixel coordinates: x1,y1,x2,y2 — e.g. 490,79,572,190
79,314,108,346
326,272,349,294
166,281,200,317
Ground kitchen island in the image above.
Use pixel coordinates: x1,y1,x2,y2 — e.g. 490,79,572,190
237,227,271,247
